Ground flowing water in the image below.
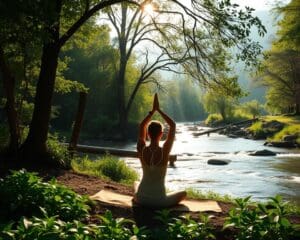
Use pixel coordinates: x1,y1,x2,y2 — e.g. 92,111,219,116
91,122,300,203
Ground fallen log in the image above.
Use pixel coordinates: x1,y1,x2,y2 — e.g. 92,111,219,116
65,144,177,163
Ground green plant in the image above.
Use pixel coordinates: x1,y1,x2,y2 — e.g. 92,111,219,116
154,209,215,240
0,170,89,222
1,210,149,240
72,155,138,184
224,195,300,240
269,125,300,142
205,114,223,126
47,133,71,168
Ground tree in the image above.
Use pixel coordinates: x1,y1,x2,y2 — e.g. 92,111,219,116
1,0,266,160
104,2,189,136
240,100,262,119
203,91,236,121
255,0,300,114
104,0,266,136
0,0,135,159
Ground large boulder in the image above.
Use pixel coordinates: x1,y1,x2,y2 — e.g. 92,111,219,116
267,141,297,148
249,149,276,156
207,159,231,165
262,120,284,132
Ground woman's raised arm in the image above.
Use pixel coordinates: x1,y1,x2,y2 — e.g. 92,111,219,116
157,107,176,156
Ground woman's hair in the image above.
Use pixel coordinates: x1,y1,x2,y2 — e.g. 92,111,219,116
148,121,163,140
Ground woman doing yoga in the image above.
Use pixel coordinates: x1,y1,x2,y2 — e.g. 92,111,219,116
134,94,187,208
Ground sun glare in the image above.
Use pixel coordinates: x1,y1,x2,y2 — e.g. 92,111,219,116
143,3,155,15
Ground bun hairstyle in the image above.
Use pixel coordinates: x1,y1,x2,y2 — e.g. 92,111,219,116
148,121,163,139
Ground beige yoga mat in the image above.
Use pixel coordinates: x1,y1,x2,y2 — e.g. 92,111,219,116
90,190,222,213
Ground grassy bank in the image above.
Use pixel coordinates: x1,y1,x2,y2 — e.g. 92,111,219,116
247,115,300,143
71,155,138,185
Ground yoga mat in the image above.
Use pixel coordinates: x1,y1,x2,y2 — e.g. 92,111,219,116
90,189,222,212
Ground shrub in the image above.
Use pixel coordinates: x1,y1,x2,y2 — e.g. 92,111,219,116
154,209,216,240
72,155,138,184
205,114,223,126
0,210,148,240
224,195,300,240
47,133,71,168
0,170,90,222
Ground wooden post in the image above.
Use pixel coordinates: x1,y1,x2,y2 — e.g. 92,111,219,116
69,92,87,151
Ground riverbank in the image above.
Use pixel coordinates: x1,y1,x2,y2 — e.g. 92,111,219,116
0,167,299,240
206,115,300,148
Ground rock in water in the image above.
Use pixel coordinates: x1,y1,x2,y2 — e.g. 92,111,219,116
207,159,231,165
249,149,276,156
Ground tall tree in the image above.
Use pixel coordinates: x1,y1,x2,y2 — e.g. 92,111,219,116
13,0,133,158
104,0,265,136
255,0,300,114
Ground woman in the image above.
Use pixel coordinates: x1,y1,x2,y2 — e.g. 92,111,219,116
134,94,186,208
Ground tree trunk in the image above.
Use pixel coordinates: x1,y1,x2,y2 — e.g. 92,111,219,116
21,42,60,157
125,80,142,124
0,45,20,153
117,3,128,138
69,92,87,149
117,59,127,137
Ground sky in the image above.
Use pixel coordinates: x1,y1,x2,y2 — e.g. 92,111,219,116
232,0,289,11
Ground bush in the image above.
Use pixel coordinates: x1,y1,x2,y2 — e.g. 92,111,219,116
0,170,90,222
47,133,71,168
224,196,300,240
0,210,148,240
72,155,138,184
153,209,216,240
205,114,223,126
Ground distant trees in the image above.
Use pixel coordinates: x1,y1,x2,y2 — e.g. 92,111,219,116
256,0,300,115
160,77,206,121
203,91,236,121
240,100,262,119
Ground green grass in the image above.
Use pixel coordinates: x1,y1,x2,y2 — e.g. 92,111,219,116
263,115,300,125
186,188,235,203
72,155,138,185
269,125,300,143
261,115,300,143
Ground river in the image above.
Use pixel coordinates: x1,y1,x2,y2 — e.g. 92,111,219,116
88,122,300,203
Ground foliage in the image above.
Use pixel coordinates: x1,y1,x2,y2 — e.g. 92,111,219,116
254,0,300,115
0,210,147,240
268,125,300,143
154,209,215,240
203,91,237,121
224,195,300,240
161,78,206,122
0,170,90,222
71,155,138,184
205,114,223,126
47,133,71,169
239,100,263,119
